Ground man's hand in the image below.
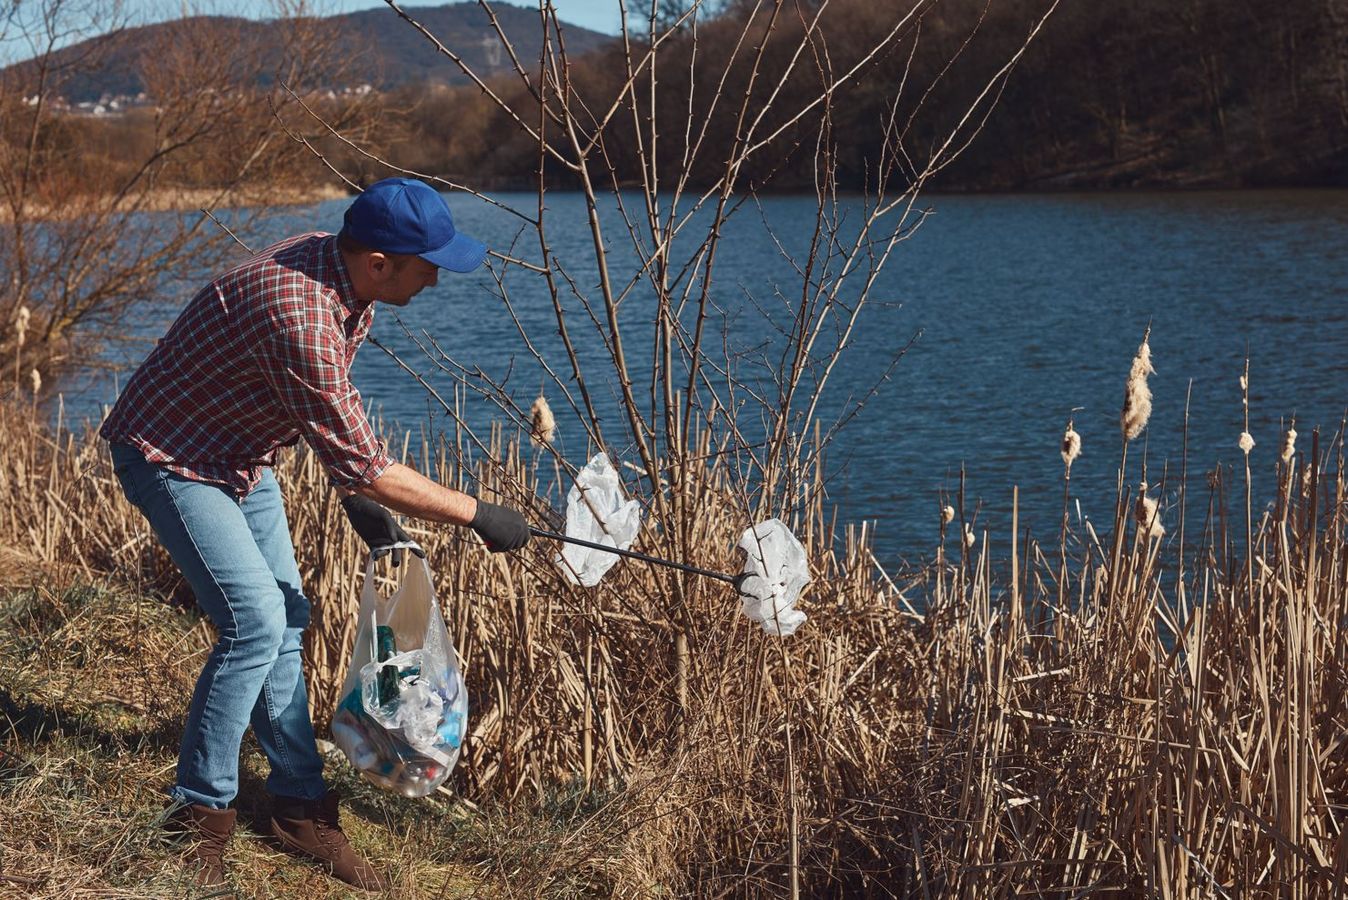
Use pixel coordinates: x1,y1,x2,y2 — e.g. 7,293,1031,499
470,501,531,552
341,494,425,566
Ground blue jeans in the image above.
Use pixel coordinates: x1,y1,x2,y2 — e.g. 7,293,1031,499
110,443,327,809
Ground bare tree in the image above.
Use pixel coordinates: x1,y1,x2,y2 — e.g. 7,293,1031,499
0,0,347,396
295,0,1059,539
282,1,1059,892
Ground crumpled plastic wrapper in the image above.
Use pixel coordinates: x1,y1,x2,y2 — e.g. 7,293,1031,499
358,647,465,764
737,519,810,636
555,453,642,586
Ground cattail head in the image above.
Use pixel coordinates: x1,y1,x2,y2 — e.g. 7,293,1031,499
1120,331,1155,441
1239,431,1255,454
29,367,41,397
529,394,555,447
1281,427,1296,463
1061,422,1081,471
942,505,955,525
1134,481,1165,540
14,306,30,348
962,523,976,550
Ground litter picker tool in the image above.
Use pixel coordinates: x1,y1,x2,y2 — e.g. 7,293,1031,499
533,520,809,636
531,526,743,586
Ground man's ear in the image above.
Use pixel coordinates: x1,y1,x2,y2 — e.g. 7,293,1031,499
366,252,393,281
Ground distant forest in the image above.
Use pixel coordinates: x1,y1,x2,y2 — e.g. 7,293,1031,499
8,0,1348,193
361,0,1348,191
951,0,1348,188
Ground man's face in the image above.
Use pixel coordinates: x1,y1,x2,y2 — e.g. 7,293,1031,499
373,255,440,306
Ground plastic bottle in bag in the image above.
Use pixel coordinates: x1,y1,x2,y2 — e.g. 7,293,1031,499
375,624,399,710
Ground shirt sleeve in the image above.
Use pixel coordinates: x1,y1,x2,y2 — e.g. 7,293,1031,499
255,321,394,488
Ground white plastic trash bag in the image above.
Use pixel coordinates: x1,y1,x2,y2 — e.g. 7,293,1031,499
332,548,468,797
737,519,810,636
555,453,642,586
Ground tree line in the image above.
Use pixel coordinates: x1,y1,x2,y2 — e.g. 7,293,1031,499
7,0,1345,204
358,0,1347,191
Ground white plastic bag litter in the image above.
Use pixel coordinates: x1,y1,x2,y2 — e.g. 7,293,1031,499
555,453,642,586
331,548,467,797
737,519,810,636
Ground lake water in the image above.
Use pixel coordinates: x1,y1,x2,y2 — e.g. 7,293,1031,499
75,190,1348,572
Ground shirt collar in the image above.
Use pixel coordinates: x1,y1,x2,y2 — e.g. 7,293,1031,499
323,234,372,319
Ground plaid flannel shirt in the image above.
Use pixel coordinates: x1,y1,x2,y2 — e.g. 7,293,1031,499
101,232,394,496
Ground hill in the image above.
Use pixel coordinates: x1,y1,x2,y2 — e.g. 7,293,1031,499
332,3,612,90
2,3,614,103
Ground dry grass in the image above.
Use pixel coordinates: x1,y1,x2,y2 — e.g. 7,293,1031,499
0,184,352,226
0,577,655,898
1,390,1346,896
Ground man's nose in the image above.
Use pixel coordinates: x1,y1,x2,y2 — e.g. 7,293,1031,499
427,269,439,288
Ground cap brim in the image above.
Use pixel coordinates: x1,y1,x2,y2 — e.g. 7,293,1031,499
419,231,488,273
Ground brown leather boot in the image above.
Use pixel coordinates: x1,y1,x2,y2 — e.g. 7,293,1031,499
269,790,388,892
164,802,236,891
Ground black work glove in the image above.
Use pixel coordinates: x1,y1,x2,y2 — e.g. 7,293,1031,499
341,494,425,566
470,500,531,553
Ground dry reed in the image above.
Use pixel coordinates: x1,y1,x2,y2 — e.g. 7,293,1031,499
2,384,1347,895
1133,481,1165,540
1061,420,1081,471
1120,329,1154,441
529,394,555,447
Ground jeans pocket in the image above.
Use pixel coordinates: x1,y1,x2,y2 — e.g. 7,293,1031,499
109,443,148,511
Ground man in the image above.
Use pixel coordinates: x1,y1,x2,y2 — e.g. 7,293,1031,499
100,177,530,892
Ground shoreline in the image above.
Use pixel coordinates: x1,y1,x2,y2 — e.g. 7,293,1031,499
0,182,352,224
6,181,1345,224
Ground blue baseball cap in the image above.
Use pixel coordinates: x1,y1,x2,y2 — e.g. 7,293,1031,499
342,177,487,273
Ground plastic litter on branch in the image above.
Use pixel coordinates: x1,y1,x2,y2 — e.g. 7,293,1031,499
737,519,810,636
534,456,808,637
554,452,642,586
332,548,468,797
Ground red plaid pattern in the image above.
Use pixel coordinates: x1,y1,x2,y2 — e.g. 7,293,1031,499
101,232,394,496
